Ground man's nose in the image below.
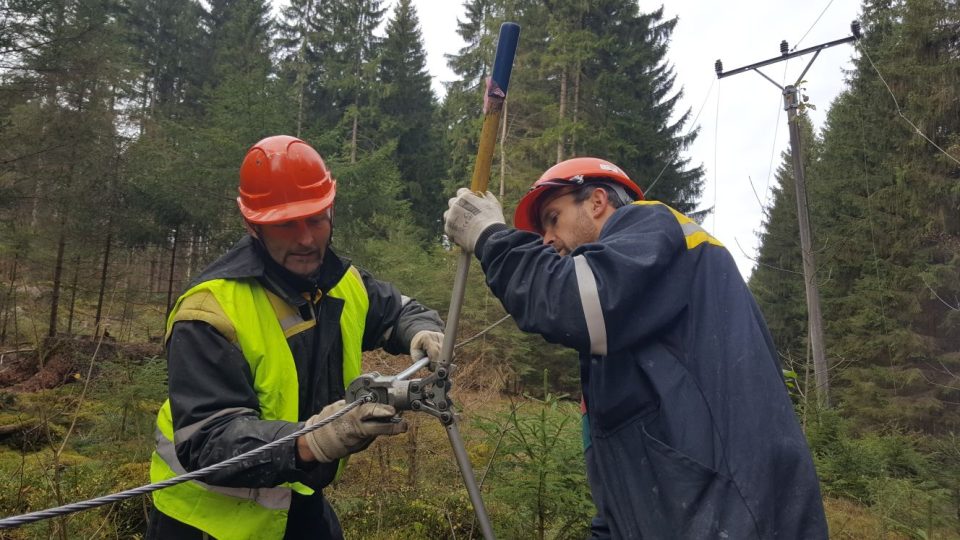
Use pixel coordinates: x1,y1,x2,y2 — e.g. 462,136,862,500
294,221,313,244
542,230,556,246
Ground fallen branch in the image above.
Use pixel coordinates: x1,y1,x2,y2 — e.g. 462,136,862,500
0,419,40,437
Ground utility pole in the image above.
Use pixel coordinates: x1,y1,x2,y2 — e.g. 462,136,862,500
714,21,862,408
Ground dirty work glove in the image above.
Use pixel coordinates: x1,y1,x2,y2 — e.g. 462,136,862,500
444,188,505,252
303,400,407,463
410,330,444,371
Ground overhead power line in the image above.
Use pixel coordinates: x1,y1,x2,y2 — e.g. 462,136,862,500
645,76,717,197
792,0,837,52
857,42,960,167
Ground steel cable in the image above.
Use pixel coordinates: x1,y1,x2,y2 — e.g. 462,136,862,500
0,397,369,530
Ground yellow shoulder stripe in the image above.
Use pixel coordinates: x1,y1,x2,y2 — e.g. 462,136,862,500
347,266,366,294
632,201,724,249
167,290,237,344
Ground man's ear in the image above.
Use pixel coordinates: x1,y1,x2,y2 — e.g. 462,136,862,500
590,187,610,218
243,219,259,238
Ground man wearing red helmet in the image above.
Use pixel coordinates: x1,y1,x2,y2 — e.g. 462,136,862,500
444,157,827,539
148,136,445,540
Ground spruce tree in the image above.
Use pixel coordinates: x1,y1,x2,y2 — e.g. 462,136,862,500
576,1,702,212
276,0,339,139
440,0,495,187
0,0,130,337
326,0,385,162
126,0,208,123
377,0,445,236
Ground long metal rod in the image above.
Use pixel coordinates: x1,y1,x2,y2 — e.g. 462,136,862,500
394,358,430,382
753,68,784,90
434,23,519,540
438,250,472,369
796,49,822,86
446,419,495,540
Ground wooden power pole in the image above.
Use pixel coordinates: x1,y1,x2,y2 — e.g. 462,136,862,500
714,21,862,408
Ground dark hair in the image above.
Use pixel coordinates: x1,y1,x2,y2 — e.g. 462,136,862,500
570,180,633,208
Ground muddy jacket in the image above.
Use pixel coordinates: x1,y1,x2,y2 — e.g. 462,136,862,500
474,201,827,539
150,236,442,539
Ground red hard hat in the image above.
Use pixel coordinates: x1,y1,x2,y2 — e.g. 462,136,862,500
514,157,644,232
237,135,336,224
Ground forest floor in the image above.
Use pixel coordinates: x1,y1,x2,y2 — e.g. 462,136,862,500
0,336,160,393
0,336,942,539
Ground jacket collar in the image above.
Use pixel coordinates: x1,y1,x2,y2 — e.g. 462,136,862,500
188,235,351,303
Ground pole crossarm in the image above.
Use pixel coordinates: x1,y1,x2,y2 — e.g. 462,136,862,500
714,20,861,82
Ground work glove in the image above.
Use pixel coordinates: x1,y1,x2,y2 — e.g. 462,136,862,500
302,400,407,463
410,330,444,371
444,188,505,252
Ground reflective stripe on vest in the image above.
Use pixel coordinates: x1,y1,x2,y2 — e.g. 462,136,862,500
149,266,368,540
632,200,723,249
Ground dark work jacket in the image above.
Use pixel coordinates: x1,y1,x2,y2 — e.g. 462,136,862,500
474,202,827,539
160,236,442,538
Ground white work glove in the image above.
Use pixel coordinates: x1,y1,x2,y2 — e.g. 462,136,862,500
443,188,505,252
410,330,444,370
302,400,407,463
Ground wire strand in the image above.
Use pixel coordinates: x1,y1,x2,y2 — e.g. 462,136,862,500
0,398,368,530
454,314,512,349
645,77,717,196
711,81,720,231
857,40,960,167
791,0,837,52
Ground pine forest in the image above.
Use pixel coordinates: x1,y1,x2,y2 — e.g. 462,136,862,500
0,0,957,538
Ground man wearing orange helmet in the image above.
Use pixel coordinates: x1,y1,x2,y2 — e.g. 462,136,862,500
147,135,445,540
444,157,827,539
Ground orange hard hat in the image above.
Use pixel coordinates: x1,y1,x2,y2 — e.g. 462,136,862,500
237,135,336,224
514,157,644,233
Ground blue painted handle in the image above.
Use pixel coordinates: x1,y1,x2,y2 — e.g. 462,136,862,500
491,22,520,93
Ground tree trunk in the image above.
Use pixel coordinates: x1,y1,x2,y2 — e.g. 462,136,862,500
139,75,149,137
350,42,362,165
350,110,359,164
185,227,196,282
557,67,567,164
149,251,158,295
572,62,581,156
48,227,67,338
121,250,135,341
0,254,18,344
66,255,80,335
94,230,112,330
294,2,312,138
166,225,180,314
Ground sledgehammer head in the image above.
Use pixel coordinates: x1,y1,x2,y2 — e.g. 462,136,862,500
491,22,520,94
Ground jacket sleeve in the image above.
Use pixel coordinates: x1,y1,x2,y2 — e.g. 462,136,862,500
166,320,318,488
475,204,690,355
357,267,444,354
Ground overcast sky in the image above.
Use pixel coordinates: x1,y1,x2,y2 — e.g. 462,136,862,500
408,0,863,278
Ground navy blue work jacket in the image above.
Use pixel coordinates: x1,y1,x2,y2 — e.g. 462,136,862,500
474,201,828,539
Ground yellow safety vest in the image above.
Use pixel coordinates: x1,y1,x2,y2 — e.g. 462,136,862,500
149,267,368,540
